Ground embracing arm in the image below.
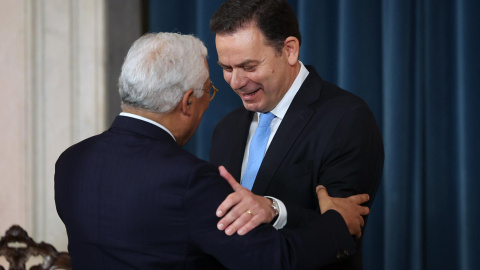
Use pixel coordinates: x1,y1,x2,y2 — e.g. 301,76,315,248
215,166,369,238
185,163,367,269
209,103,382,235
320,106,384,201
215,166,281,235
286,105,384,228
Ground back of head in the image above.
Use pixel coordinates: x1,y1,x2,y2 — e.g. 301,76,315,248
119,32,208,113
210,0,301,54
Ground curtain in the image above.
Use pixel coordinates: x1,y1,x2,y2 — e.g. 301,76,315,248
148,0,480,269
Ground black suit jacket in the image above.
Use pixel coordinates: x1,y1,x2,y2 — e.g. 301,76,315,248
210,66,384,269
55,115,357,270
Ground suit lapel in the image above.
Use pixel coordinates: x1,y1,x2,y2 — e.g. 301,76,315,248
227,110,254,182
252,67,323,194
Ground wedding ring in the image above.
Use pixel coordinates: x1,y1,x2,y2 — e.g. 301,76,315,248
246,210,254,216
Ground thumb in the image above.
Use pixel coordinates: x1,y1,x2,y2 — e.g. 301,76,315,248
219,166,242,191
316,185,330,214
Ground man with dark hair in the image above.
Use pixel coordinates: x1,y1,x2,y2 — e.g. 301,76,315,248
209,0,384,269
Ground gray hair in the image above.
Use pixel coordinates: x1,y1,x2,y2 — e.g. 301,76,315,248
119,32,208,113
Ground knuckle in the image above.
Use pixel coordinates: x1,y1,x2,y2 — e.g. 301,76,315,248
228,211,240,220
225,195,236,204
222,217,234,225
256,208,266,215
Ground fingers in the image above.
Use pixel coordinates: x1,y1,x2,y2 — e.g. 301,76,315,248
216,166,245,218
315,185,370,239
216,193,241,218
237,217,263,235
351,205,369,239
216,200,246,231
316,185,328,195
222,211,254,235
358,205,370,216
317,185,370,206
217,195,274,235
316,185,331,214
347,193,370,205
216,191,257,231
219,166,242,192
224,212,264,236
350,214,365,239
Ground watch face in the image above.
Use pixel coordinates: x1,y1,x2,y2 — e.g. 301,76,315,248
271,200,279,216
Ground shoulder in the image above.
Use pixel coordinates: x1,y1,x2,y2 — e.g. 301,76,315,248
56,133,104,165
216,106,251,126
171,148,218,174
315,84,378,134
300,67,371,115
212,106,252,138
297,73,379,138
305,77,373,120
320,81,368,110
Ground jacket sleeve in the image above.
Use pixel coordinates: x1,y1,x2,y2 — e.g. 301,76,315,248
318,105,384,204
284,104,383,229
184,163,356,270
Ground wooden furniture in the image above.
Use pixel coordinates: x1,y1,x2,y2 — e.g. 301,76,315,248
0,225,71,270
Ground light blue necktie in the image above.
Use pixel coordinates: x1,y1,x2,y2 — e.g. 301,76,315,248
241,112,275,190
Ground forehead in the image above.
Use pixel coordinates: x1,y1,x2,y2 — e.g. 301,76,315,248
215,24,275,64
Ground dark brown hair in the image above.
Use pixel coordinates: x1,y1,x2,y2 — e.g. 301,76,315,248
210,0,301,54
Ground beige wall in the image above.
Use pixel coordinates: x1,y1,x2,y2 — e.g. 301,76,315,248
0,0,29,242
0,0,106,251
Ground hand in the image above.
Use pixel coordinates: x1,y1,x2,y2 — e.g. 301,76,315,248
216,166,276,236
316,185,370,239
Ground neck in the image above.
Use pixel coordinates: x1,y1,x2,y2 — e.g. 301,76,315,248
290,61,302,84
272,61,301,111
122,106,186,145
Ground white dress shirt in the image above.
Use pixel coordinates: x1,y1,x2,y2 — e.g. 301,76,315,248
241,62,310,229
119,112,176,142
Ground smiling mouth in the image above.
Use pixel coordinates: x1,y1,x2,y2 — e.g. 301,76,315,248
243,89,260,97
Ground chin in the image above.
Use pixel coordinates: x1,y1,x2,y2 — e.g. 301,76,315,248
243,103,260,112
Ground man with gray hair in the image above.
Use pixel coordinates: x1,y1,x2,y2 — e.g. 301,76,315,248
55,32,368,269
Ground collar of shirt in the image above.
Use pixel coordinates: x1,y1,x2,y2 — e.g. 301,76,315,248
242,61,309,177
253,61,310,122
119,112,176,142
240,62,309,229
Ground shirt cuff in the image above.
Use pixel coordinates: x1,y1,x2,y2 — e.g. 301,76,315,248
265,196,287,229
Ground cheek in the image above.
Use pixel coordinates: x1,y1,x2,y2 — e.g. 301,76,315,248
247,72,267,86
223,71,231,83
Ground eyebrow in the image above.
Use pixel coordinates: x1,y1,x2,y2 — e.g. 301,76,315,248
217,59,263,69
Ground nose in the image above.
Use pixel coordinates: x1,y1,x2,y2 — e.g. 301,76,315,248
229,69,246,90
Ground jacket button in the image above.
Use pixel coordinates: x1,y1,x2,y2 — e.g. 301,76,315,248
336,249,349,259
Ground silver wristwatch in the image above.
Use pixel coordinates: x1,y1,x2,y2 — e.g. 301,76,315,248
270,198,280,217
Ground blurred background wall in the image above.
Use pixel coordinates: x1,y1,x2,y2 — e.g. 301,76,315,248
1,1,479,269
0,0,146,251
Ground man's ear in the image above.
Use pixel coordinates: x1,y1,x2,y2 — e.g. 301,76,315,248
284,36,299,66
180,89,195,116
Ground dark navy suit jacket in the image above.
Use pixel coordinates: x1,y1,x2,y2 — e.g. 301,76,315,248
55,115,356,270
210,66,384,269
